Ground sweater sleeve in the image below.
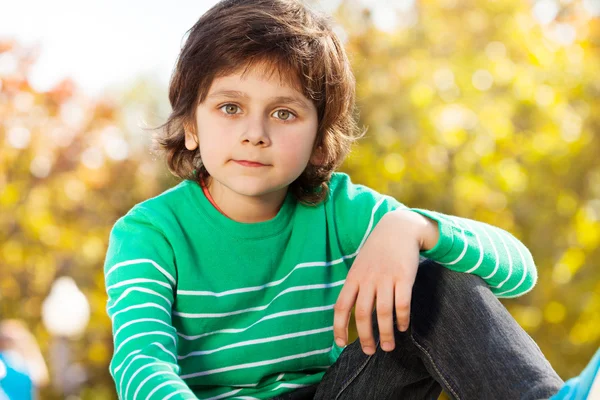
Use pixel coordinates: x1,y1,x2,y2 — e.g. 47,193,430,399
328,173,537,298
412,209,537,298
104,207,197,400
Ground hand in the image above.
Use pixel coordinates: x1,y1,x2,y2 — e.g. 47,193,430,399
333,209,439,355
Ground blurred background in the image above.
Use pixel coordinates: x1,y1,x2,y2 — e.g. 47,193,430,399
1,0,599,398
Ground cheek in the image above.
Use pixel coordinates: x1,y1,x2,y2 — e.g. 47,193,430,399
278,131,317,165
197,117,227,150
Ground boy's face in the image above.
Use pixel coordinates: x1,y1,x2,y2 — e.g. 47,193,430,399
186,63,319,202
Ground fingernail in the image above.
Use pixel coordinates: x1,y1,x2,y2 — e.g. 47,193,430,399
335,338,345,347
398,325,407,332
382,342,394,351
363,346,374,354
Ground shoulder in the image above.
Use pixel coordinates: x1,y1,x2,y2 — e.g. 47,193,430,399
135,180,194,214
112,180,196,233
325,172,405,220
327,172,383,204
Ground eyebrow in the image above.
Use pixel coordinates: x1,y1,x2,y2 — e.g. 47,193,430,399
206,90,312,111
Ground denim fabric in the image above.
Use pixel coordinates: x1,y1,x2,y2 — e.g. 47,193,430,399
272,260,563,400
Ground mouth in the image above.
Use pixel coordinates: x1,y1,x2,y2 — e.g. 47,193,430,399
233,160,269,167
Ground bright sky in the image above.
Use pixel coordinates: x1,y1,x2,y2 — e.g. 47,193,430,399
0,0,350,98
0,0,223,97
2,1,597,98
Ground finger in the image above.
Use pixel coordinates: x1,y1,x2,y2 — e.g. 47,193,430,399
333,280,358,347
376,282,395,352
355,284,376,355
395,284,412,332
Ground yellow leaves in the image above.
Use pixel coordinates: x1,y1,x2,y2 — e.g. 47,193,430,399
88,341,110,365
569,303,600,346
0,182,20,207
574,207,600,249
556,191,578,217
479,105,514,140
497,159,528,193
409,83,435,107
439,128,468,149
426,146,450,172
552,262,572,285
561,248,586,273
82,235,106,264
513,73,537,101
511,305,542,330
568,292,600,346
63,177,87,201
383,153,405,177
2,240,24,265
535,84,556,108
0,275,20,299
553,247,589,284
492,59,517,85
545,301,567,324
454,176,489,206
432,104,477,148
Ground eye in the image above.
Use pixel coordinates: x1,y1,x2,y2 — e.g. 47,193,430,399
272,109,296,121
219,104,241,115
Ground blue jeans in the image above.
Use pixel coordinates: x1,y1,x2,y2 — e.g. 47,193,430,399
273,260,563,400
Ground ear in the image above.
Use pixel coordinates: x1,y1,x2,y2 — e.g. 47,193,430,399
310,145,326,166
184,122,199,151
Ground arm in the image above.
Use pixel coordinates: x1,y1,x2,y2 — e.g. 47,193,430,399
330,173,538,355
105,209,196,400
387,207,538,298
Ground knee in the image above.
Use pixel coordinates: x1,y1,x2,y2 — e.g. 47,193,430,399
412,258,493,314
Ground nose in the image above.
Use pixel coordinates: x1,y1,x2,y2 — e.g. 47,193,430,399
240,115,271,147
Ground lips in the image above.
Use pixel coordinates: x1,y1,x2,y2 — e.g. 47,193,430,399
233,160,268,167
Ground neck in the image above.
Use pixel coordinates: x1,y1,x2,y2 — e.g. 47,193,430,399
207,180,287,223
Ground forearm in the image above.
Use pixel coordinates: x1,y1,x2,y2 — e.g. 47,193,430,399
386,208,538,298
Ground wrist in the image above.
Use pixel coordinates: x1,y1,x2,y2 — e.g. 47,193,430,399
388,209,439,251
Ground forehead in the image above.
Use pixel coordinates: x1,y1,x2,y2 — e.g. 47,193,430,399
211,59,305,95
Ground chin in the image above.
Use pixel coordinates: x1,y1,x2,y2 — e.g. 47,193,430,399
226,179,287,198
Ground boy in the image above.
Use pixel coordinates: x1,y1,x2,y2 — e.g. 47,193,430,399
105,0,595,398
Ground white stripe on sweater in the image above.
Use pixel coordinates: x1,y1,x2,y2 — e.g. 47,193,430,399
440,225,468,266
493,230,513,289
180,347,332,379
178,327,333,359
481,226,500,280
270,383,311,391
115,318,174,343
108,287,171,311
133,370,179,400
119,356,156,397
460,220,485,274
145,380,189,400
174,281,344,318
113,342,177,374
111,303,171,322
106,258,176,286
107,278,171,291
162,389,197,400
115,331,176,356
495,234,529,296
176,304,334,339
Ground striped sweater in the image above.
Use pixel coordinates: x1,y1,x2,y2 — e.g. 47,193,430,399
104,172,537,399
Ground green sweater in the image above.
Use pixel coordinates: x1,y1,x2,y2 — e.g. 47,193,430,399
104,173,537,399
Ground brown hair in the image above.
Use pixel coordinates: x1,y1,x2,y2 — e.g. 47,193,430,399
156,0,362,204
